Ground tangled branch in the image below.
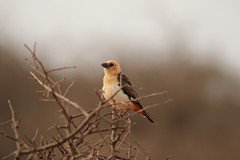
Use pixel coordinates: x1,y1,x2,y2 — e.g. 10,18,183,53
0,43,171,160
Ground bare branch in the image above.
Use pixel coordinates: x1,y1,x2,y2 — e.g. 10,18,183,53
30,72,89,117
63,78,78,97
0,130,17,141
1,44,171,159
47,66,77,74
8,100,22,158
0,120,12,126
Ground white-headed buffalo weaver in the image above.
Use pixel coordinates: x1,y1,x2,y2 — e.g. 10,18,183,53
101,60,156,124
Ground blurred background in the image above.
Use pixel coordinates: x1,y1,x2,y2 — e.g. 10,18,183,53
1,0,240,159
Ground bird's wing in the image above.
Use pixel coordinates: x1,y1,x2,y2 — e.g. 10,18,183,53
117,73,156,124
117,73,142,108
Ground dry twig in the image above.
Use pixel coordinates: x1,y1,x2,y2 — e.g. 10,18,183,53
0,43,170,159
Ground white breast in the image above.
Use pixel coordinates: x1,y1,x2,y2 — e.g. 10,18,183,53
102,77,129,104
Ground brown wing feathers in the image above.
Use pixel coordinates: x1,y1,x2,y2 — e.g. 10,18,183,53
117,73,156,124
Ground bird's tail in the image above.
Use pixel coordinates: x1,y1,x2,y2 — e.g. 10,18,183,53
143,111,157,125
131,102,157,125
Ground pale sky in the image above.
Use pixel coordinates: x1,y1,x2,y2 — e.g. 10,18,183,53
0,0,240,75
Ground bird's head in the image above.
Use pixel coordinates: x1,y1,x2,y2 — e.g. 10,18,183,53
101,60,121,75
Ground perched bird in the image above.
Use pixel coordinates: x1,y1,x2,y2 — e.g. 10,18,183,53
101,60,156,124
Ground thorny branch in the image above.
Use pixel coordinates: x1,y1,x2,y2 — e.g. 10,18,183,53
0,43,171,160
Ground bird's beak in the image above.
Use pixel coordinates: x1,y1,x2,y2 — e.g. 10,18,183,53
101,63,110,68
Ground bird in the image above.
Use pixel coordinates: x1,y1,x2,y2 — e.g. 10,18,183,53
101,60,156,124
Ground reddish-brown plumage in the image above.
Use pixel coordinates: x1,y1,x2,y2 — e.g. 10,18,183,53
130,103,144,115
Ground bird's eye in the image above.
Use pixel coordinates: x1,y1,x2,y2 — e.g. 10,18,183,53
109,63,114,67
